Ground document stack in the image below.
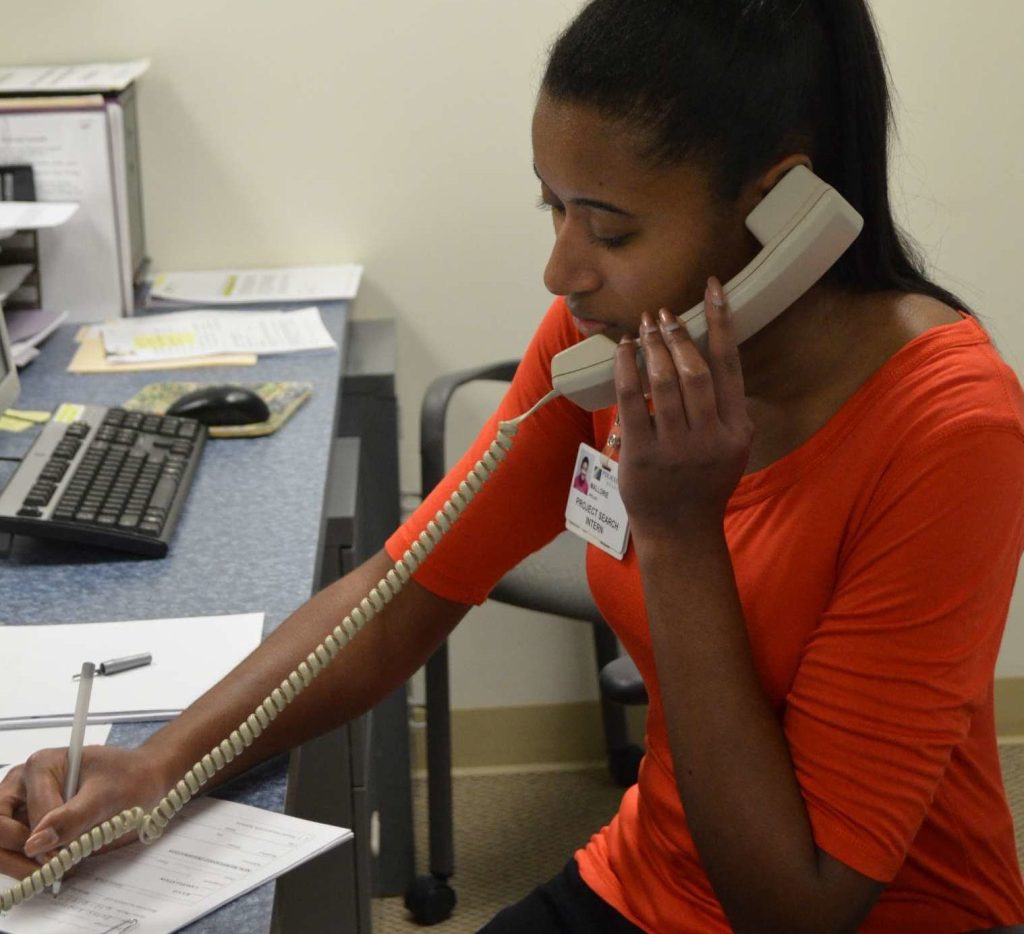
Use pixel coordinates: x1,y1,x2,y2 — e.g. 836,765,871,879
0,62,151,322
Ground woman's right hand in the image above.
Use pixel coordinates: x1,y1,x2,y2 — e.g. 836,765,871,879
0,744,169,883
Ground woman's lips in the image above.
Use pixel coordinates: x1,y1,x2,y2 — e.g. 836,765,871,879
572,317,612,338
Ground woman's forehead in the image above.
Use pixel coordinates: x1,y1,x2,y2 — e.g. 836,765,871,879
532,93,712,211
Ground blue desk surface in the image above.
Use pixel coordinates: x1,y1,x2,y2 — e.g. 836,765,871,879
0,301,350,932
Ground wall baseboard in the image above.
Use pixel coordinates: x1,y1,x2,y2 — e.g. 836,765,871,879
996,677,1024,735
408,678,1024,772
409,701,647,774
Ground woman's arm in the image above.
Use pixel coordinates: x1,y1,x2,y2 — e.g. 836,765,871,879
1,547,470,871
615,285,881,933
636,527,881,932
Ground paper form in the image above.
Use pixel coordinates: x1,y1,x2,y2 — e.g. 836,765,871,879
0,725,111,768
98,307,336,364
0,796,351,933
148,264,363,304
66,336,257,374
0,203,78,231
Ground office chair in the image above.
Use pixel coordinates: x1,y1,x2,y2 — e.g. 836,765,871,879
405,359,647,924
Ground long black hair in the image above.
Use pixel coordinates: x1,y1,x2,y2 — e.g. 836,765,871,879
542,0,969,312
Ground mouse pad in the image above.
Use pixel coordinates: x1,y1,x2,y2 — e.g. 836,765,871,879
122,381,313,438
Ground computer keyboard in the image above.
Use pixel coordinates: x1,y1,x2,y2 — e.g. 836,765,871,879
0,404,207,557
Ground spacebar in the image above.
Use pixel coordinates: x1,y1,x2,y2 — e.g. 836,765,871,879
148,477,178,513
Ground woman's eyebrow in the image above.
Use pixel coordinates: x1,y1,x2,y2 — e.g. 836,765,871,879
534,165,638,218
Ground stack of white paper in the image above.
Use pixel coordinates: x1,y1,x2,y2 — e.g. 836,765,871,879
0,61,150,94
0,614,264,730
3,308,69,367
148,264,363,305
97,306,337,365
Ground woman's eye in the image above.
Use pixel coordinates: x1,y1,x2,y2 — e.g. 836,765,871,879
589,231,632,250
536,195,564,214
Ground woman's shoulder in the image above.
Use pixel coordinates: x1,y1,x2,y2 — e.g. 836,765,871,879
856,292,1024,445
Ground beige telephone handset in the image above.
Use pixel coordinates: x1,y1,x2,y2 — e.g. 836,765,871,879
1,165,862,913
550,165,864,411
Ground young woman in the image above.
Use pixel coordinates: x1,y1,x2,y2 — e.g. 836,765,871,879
4,1,1024,930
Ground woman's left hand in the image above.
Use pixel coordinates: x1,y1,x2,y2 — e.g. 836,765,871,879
614,276,754,540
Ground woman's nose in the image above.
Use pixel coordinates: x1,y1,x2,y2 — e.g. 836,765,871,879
543,227,601,297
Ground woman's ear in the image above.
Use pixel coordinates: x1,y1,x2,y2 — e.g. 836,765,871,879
757,153,813,196
733,153,813,222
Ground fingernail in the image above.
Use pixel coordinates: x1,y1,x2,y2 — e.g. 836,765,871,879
25,827,58,858
708,278,725,308
658,308,681,331
639,312,658,335
619,334,634,345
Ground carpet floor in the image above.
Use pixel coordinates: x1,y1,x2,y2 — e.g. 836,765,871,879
372,743,1024,933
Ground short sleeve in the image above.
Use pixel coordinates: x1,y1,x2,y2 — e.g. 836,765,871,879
385,299,594,605
783,426,1024,881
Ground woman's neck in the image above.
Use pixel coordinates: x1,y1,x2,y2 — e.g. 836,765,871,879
737,285,865,404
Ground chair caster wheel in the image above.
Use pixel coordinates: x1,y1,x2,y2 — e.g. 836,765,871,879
608,744,644,788
404,873,457,925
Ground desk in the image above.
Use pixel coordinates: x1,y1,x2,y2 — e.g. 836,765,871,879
0,301,383,932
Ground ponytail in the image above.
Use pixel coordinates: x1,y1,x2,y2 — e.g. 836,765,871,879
809,0,970,309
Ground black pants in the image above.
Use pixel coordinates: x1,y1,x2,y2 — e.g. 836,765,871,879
477,859,644,933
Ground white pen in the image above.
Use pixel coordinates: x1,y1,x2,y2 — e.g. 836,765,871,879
53,661,94,896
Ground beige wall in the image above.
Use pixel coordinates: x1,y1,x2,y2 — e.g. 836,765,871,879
2,1,1022,712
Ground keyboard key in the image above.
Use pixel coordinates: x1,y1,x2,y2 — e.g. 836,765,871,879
148,477,178,513
54,440,81,460
17,506,43,518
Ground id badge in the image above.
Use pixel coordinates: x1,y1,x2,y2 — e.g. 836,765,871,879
565,443,630,559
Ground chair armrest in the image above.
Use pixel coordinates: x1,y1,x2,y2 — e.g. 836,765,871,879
600,655,648,706
420,360,520,493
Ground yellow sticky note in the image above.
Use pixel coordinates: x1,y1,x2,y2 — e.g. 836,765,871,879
53,403,85,424
4,408,51,424
0,415,32,432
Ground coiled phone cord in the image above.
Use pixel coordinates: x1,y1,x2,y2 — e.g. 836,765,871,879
1,389,561,913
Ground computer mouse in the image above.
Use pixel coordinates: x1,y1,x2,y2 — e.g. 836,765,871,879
166,384,271,426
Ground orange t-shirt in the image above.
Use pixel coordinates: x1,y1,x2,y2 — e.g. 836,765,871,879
386,297,1024,931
